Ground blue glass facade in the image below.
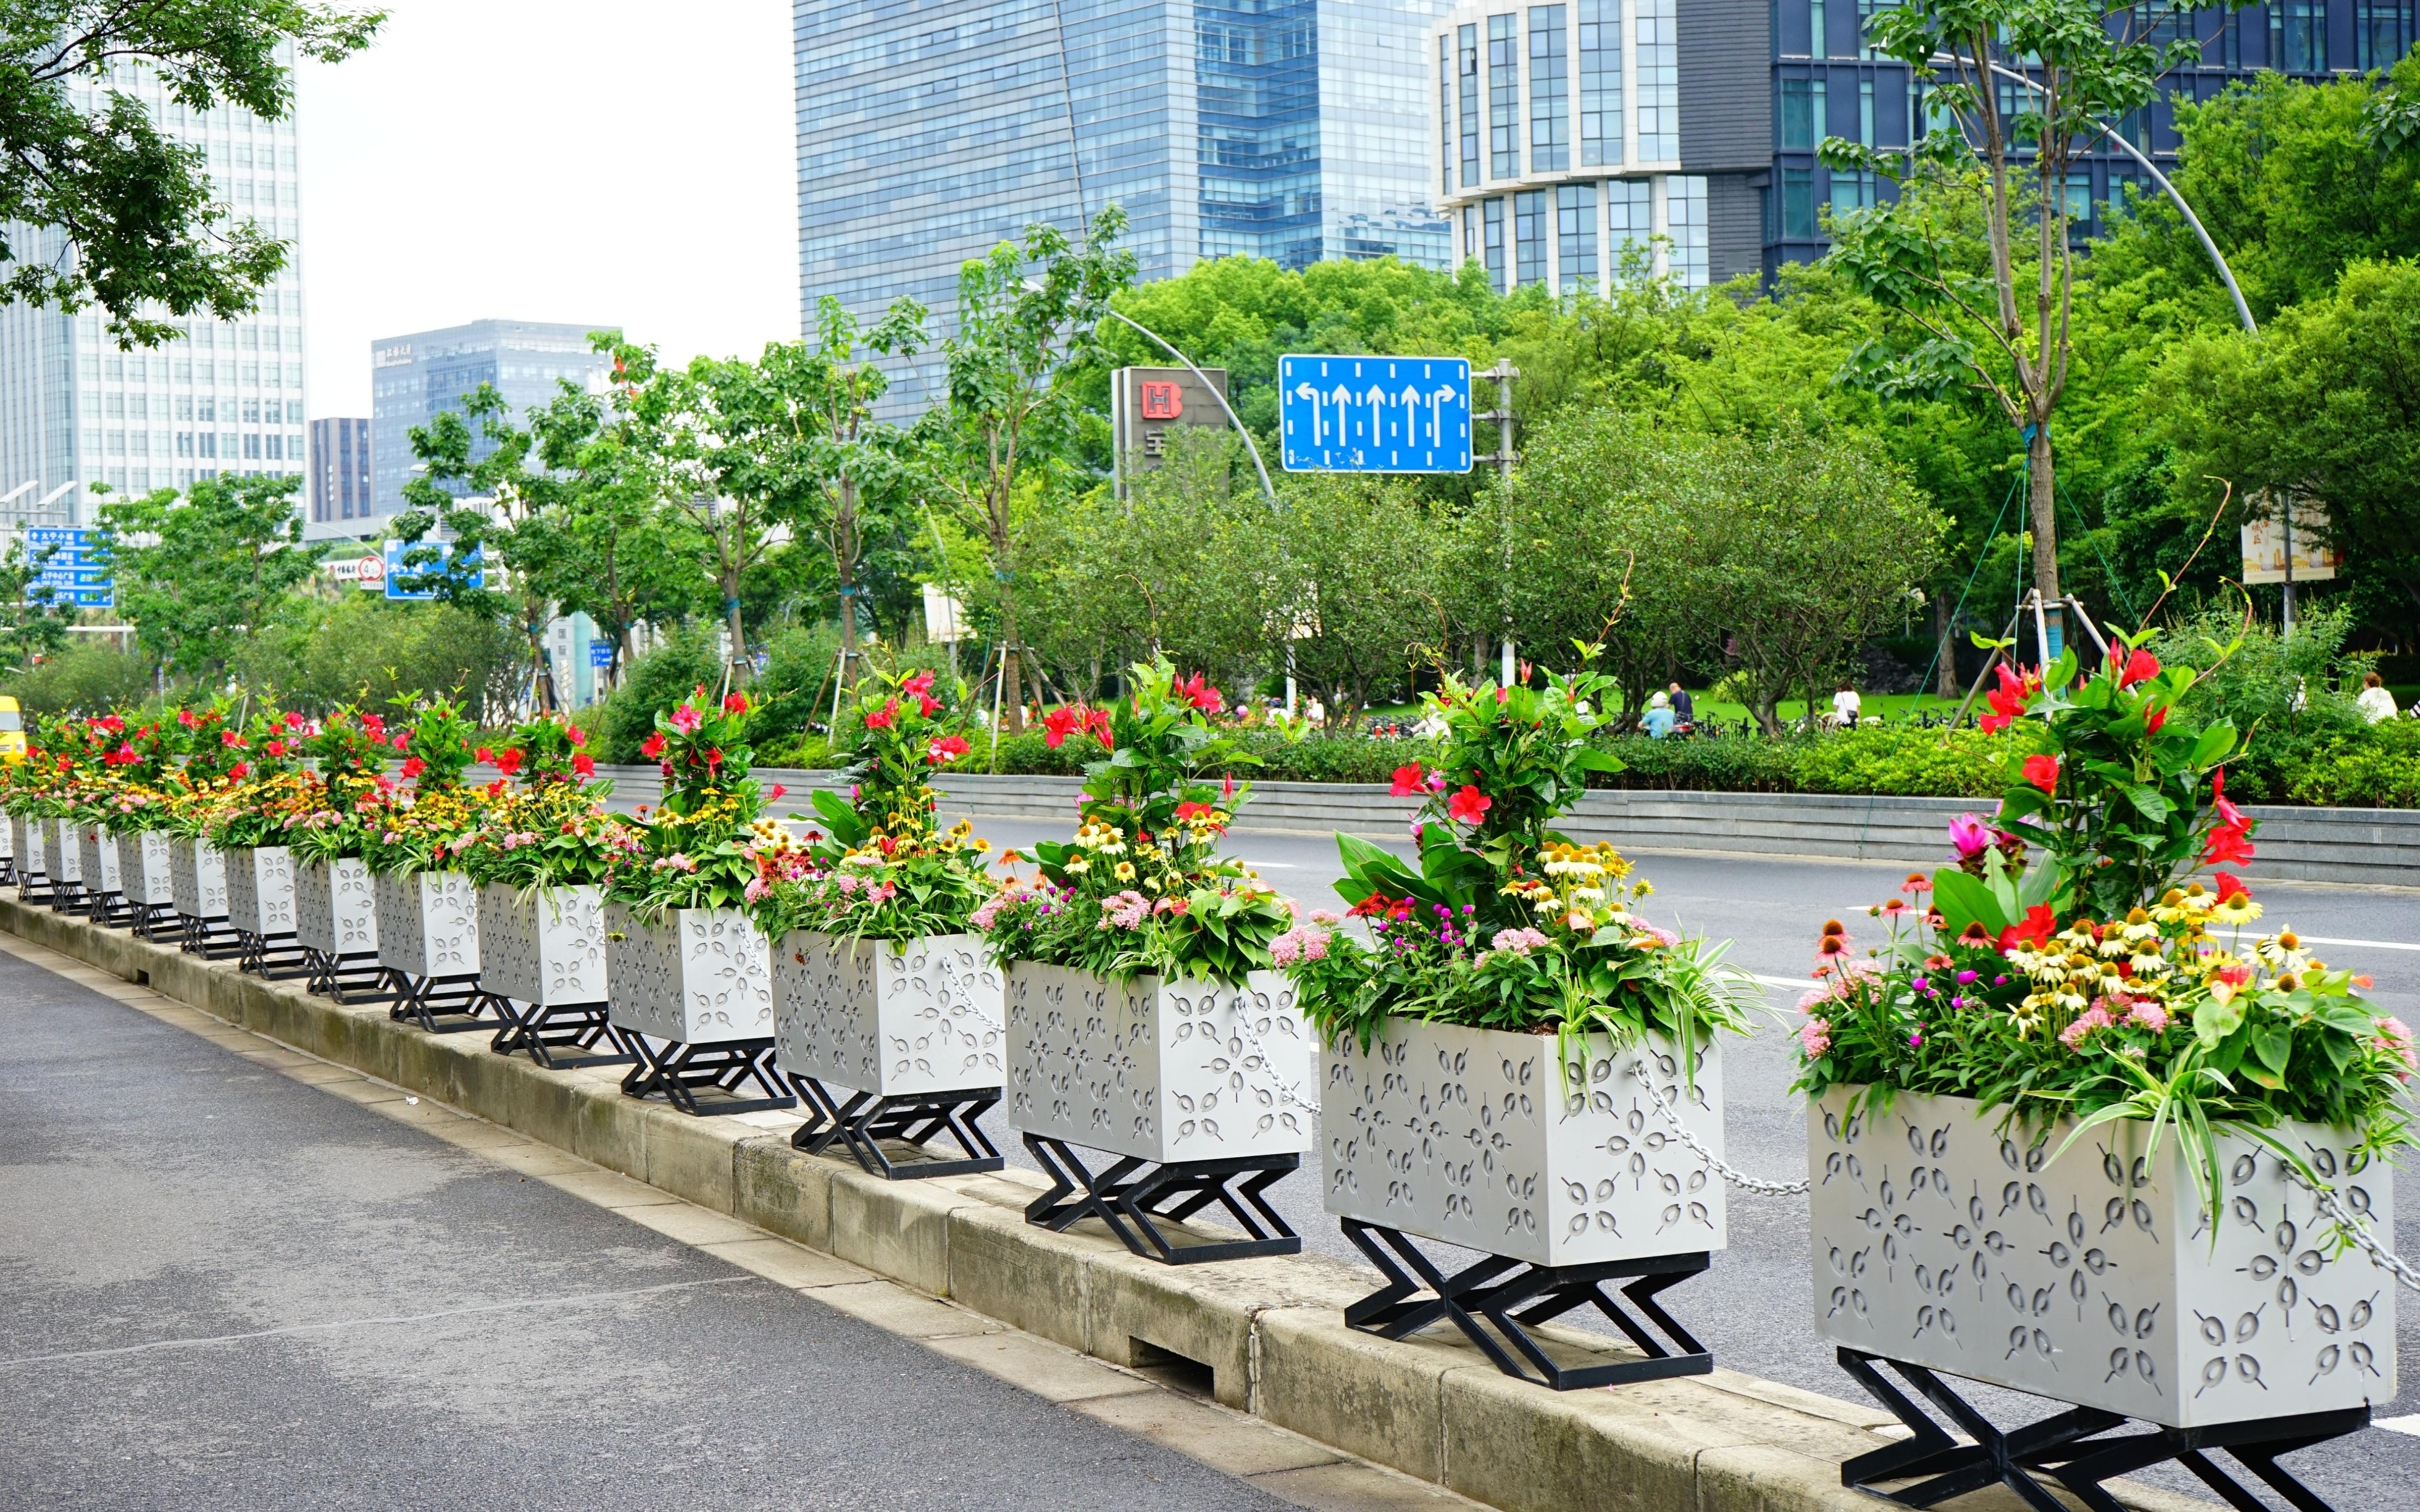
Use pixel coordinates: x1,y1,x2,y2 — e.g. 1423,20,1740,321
1764,0,2420,277
367,320,614,521
796,0,1450,412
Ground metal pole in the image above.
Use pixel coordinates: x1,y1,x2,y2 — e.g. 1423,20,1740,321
2281,501,2296,635
1103,310,1278,509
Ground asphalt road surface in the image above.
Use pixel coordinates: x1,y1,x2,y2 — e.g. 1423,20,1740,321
942,816,2420,1510
0,945,1309,1512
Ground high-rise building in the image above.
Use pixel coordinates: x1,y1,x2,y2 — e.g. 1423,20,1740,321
0,58,309,526
796,0,1454,410
367,319,614,520
1765,0,2418,277
1429,0,1772,293
309,417,373,534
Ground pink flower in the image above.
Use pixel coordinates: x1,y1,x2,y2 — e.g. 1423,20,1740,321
769,784,787,800
2375,1017,2417,1082
2126,1000,2170,1034
1489,927,1551,955
1799,1018,1831,1057
925,734,971,765
1948,812,1991,857
670,704,702,734
902,671,935,696
835,873,860,894
2060,1004,2117,1049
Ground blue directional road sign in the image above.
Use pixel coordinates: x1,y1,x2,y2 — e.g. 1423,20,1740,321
1278,355,1472,474
24,527,112,608
589,640,615,669
384,541,485,602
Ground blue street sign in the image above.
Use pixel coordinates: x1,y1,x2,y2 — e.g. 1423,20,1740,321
1277,355,1472,474
384,542,484,601
589,641,615,668
23,527,109,606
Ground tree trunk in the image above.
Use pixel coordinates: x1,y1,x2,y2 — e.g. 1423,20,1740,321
992,519,1025,732
835,474,860,671
2027,424,2060,656
722,566,748,673
1933,590,1957,700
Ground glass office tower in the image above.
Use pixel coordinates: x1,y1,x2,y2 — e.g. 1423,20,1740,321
366,319,615,522
796,0,1453,411
0,59,307,527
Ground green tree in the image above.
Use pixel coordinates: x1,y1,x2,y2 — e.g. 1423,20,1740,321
1823,0,2204,633
0,534,75,675
1,0,381,344
92,473,318,678
2148,257,2420,635
1273,472,1443,722
933,207,1137,727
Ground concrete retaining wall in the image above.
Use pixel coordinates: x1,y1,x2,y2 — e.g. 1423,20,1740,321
0,897,2208,1512
602,767,2420,888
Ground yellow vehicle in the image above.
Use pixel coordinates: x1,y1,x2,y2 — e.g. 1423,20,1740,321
0,696,22,763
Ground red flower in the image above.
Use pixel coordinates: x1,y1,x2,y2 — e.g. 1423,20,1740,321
1175,673,1225,713
915,693,939,719
2203,825,2256,867
221,730,246,748
264,739,287,758
865,698,897,730
495,748,525,776
1347,891,1399,918
724,691,749,714
2214,872,2251,904
283,711,305,730
2145,705,2168,735
2022,753,2060,794
390,730,411,749
1996,904,2057,954
571,752,596,777
1447,785,1492,824
105,742,137,765
705,747,723,769
1173,801,1225,830
768,783,787,799
227,762,249,780
640,733,667,759
476,746,495,765
567,724,586,747
2107,645,2161,689
1980,664,2040,735
401,756,426,779
1085,709,1115,751
178,709,198,729
2210,767,2246,833
925,735,971,765
1389,763,1427,797
1041,707,1081,748
902,671,935,696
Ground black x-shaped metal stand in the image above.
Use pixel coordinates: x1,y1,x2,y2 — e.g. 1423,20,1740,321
1022,1134,1301,1265
612,1030,797,1117
85,889,138,930
387,972,501,1034
1836,1347,2369,1512
181,913,244,959
0,856,15,886
789,1077,1003,1179
16,872,53,906
51,880,85,916
304,949,395,1004
486,997,634,1070
131,900,177,941
1340,1219,1712,1390
238,929,311,980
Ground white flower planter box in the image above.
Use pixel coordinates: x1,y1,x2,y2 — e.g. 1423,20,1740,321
479,883,607,1005
604,902,772,1044
8,812,36,874
115,831,175,908
45,818,80,886
1004,961,1313,1164
295,858,380,957
78,824,121,896
223,846,296,936
773,931,1005,1098
171,839,229,919
375,870,480,979
1808,1087,2398,1428
1322,1021,1727,1269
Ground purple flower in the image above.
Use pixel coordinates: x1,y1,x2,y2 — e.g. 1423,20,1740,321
1912,975,1930,993
1994,975,2009,986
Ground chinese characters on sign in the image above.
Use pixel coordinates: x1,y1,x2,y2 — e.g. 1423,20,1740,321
1111,366,1230,496
23,527,112,608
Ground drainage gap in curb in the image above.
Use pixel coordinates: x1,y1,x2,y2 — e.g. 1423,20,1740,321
1128,1339,1216,1400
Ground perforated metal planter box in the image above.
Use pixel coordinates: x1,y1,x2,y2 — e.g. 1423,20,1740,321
4,812,29,873
774,931,1005,1098
1808,1087,2398,1428
375,870,479,979
115,831,175,908
171,839,229,919
223,846,296,936
77,824,121,896
479,883,607,1006
1322,1022,1727,1269
1004,961,1313,1164
604,902,773,1045
295,858,379,957
45,818,80,887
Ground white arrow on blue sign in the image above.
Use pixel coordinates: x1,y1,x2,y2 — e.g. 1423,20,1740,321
1277,355,1472,475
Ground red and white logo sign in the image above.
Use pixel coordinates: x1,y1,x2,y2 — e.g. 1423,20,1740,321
1139,380,1184,420
354,554,387,590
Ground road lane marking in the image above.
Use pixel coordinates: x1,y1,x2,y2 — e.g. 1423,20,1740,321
2295,935,2420,953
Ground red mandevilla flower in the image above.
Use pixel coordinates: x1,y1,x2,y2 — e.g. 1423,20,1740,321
495,748,525,777
401,756,426,779
639,733,666,759
1389,763,1427,798
902,671,935,697
2108,645,2160,689
925,735,971,766
865,699,897,731
1041,707,1080,748
571,752,595,777
1446,785,1492,825
2021,753,2059,794
724,691,749,715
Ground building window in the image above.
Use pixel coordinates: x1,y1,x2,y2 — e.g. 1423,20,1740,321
244,433,262,460
2356,1,2412,68
1441,36,1456,192
1810,0,1827,59
1463,204,1482,268
1488,14,1521,178
1513,190,1548,285
1579,0,1623,165
1459,24,1481,189
1856,0,1897,59
1780,76,1826,149
1556,182,1598,291
1633,0,1678,160
1860,75,1875,144
1529,7,1569,173
1830,168,1878,219
1783,167,1817,240
2064,169,2092,228
1669,175,1708,289
1608,179,1652,279
1484,197,1507,290
2271,1,2325,71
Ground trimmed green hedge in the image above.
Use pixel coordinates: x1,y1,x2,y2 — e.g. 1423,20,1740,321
751,721,2418,809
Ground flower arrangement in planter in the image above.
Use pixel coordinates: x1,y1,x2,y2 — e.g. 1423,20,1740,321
1796,633,2406,1431
205,757,317,973
757,667,1004,1173
281,705,394,994
603,686,793,1113
981,658,1309,1261
1276,656,1761,1351
356,697,485,1024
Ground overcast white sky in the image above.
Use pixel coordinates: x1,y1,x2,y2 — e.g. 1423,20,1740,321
294,0,800,419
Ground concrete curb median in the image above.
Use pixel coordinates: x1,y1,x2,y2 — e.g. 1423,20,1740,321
0,898,2212,1512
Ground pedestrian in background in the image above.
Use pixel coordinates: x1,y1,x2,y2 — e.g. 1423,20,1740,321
1829,681,1862,728
1642,690,1676,739
1668,682,1694,724
2356,671,2399,724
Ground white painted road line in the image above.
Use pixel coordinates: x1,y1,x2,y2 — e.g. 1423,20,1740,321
2296,935,2420,953
2374,1414,2420,1438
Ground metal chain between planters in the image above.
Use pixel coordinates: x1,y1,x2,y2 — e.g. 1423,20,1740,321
1229,1004,1321,1116
1626,1057,1812,1198
2286,1169,2420,1293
